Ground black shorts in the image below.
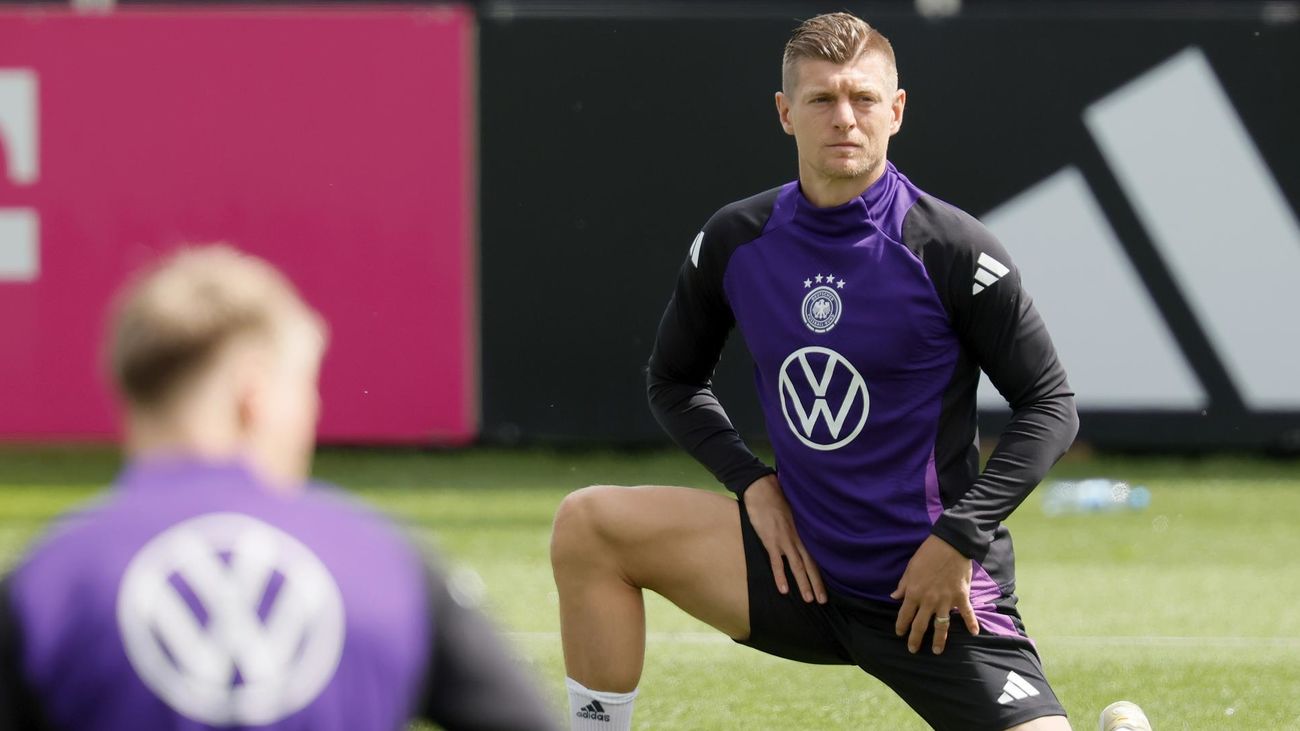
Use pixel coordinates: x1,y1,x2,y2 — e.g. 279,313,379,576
734,499,1067,731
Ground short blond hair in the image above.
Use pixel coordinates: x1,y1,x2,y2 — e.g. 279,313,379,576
781,12,898,93
109,245,324,407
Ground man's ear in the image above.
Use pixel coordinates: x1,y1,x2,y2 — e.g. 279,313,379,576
890,88,906,136
775,91,796,136
231,346,269,435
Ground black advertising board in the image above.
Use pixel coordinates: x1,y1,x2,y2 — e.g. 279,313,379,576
481,4,1300,449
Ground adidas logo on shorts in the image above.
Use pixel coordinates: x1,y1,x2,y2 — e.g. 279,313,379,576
997,670,1041,704
577,700,611,722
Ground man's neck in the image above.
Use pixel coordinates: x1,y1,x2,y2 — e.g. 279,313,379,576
798,161,887,208
124,410,242,466
124,428,303,496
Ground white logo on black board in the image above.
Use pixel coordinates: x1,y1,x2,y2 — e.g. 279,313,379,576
982,47,1300,413
778,346,869,450
117,513,345,726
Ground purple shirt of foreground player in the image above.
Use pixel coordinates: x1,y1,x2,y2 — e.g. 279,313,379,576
0,457,525,731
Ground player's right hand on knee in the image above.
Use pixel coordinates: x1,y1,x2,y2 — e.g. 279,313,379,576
743,475,827,604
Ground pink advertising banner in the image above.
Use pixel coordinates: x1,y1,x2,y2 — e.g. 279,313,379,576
0,7,476,443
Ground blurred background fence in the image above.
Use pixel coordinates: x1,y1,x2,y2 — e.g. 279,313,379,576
2,0,1298,451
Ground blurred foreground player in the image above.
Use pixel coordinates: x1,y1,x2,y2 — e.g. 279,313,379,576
551,12,1152,731
0,247,558,731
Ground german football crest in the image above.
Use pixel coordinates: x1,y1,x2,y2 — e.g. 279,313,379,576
801,274,845,333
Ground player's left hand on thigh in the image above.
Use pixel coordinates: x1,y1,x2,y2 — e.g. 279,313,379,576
889,535,981,655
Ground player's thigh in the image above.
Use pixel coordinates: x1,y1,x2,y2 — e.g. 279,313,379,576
554,485,747,638
838,607,1067,731
1004,716,1070,730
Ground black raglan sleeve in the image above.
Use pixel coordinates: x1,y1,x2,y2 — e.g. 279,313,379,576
646,197,777,496
908,198,1080,560
0,576,51,731
416,566,560,731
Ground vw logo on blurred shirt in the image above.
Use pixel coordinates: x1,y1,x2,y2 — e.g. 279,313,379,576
116,512,346,726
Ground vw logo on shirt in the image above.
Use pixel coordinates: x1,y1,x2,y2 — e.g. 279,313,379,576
778,346,870,450
116,512,345,725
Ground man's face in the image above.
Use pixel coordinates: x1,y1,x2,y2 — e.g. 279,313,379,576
776,52,905,187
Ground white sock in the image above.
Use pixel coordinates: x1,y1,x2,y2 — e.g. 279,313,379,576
566,676,638,731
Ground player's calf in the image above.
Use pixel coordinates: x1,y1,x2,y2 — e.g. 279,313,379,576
551,485,751,730
551,486,656,730
551,486,647,691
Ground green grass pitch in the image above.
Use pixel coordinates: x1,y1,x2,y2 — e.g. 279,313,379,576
1,446,1298,730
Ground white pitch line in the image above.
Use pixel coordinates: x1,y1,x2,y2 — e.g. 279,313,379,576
506,632,1300,648
1042,635,1300,648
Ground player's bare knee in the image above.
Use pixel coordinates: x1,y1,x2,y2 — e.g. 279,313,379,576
551,485,622,569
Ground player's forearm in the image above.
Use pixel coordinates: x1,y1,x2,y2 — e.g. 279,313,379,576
931,391,1079,560
646,371,774,495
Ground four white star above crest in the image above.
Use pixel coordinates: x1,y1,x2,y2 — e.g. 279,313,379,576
802,275,847,288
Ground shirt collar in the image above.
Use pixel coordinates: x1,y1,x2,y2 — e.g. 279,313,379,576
115,453,265,494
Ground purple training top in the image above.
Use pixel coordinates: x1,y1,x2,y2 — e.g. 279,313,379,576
649,162,1078,636
4,457,429,730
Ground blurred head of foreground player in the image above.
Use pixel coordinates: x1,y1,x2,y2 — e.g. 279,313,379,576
109,245,326,487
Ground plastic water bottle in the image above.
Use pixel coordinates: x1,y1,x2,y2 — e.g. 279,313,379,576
1041,479,1151,516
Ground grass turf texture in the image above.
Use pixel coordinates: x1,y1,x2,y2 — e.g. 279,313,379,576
1,446,1298,730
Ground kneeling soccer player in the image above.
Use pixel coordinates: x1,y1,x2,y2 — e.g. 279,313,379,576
550,12,1152,731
